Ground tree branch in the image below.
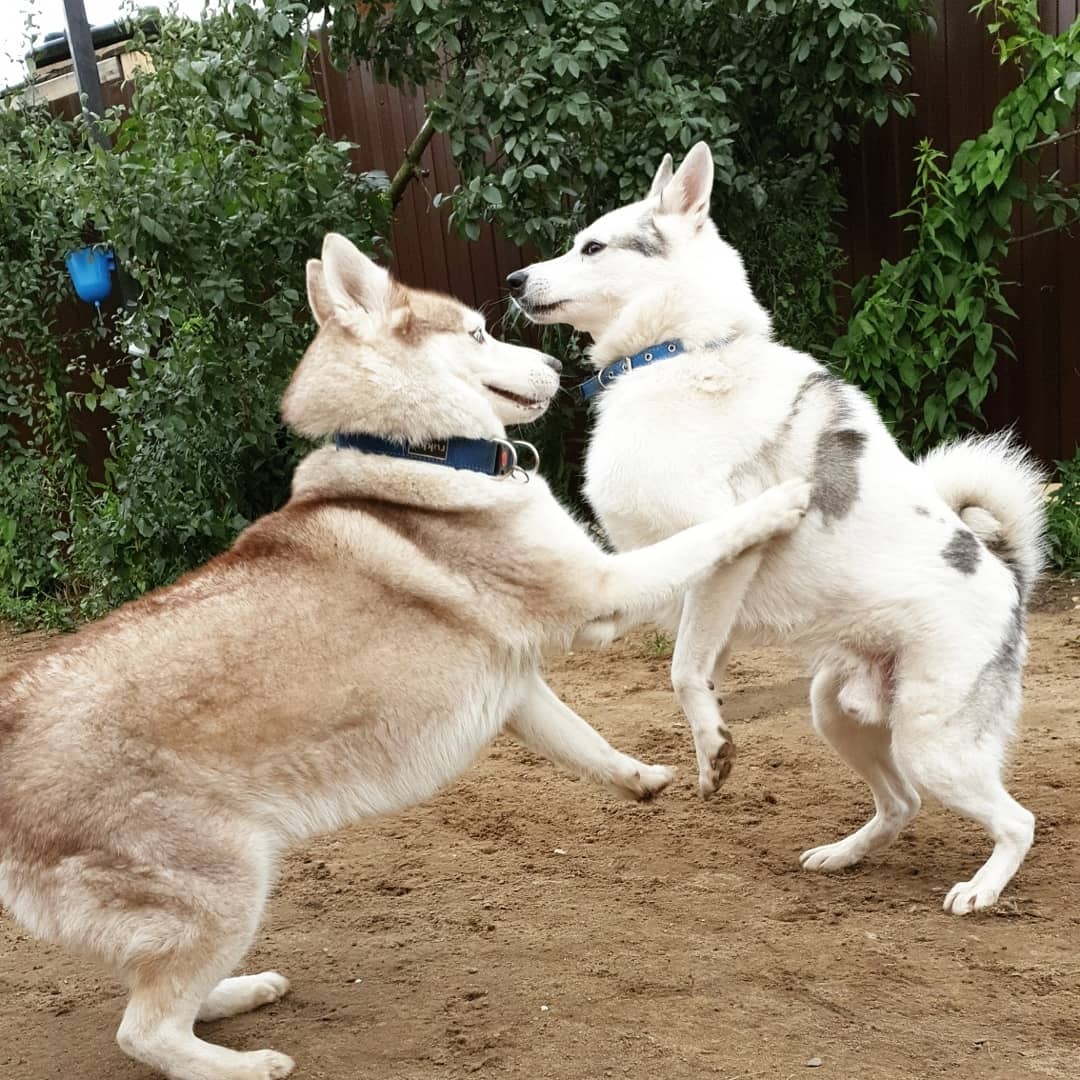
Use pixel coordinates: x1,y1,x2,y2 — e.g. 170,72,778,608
388,114,437,209
1028,126,1080,153
1009,221,1078,245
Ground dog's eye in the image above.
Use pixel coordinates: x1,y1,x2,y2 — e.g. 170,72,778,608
581,240,606,257
470,327,485,343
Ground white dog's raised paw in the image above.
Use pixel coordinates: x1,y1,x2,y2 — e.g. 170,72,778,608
944,880,1001,915
697,738,736,798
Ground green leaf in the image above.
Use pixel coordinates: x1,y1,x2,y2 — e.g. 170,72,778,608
923,393,948,435
966,380,989,411
973,348,996,382
988,193,1012,228
945,368,968,404
898,358,921,390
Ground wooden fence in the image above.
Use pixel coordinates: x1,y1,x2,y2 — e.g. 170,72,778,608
311,2,1080,463
309,55,527,314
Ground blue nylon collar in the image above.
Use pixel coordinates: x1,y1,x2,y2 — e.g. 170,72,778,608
575,339,685,402
334,432,538,479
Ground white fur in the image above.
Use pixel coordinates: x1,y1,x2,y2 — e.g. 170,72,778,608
918,430,1048,603
514,144,1048,914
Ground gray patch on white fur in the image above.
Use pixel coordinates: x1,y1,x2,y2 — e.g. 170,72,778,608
794,370,837,409
802,374,869,525
914,505,930,517
995,603,1025,669
611,215,668,259
976,524,1027,601
728,374,818,491
942,528,981,575
967,602,1026,738
809,428,867,522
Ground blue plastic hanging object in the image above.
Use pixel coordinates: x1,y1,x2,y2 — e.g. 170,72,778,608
65,246,115,305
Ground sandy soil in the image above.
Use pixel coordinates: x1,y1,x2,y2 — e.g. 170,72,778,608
0,586,1078,1080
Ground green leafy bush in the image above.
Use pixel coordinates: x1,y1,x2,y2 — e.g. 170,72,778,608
0,0,389,625
1047,450,1080,575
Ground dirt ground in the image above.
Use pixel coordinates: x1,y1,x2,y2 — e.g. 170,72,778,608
0,585,1078,1080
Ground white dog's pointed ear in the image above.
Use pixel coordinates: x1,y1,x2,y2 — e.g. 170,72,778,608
647,153,674,198
306,259,334,326
658,142,714,224
320,232,390,315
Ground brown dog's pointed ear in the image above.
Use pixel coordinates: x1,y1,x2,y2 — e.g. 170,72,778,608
306,259,333,326
657,142,714,224
320,232,390,315
648,153,674,198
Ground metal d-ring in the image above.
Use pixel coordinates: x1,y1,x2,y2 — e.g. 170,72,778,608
512,440,540,474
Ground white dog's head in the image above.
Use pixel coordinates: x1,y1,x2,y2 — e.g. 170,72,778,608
508,143,769,349
282,233,561,442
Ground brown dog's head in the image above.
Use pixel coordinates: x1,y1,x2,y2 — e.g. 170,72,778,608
281,234,561,442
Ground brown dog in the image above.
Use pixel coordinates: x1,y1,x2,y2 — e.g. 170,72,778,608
0,233,809,1078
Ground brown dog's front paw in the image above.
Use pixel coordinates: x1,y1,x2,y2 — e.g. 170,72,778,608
613,762,676,802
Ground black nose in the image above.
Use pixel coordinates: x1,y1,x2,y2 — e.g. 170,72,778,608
506,270,529,295
542,354,563,374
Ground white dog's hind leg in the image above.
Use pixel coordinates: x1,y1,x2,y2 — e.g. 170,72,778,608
507,675,675,801
671,552,762,797
800,665,920,871
197,972,290,1023
889,647,1034,915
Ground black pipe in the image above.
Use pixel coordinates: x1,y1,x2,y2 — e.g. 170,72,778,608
61,0,108,147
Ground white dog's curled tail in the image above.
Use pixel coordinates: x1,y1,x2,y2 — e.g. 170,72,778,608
919,431,1048,605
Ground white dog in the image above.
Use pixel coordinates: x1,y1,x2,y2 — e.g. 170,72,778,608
508,144,1047,915
0,233,810,1079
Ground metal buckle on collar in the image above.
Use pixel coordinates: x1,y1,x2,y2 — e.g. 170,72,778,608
492,438,519,479
598,356,631,389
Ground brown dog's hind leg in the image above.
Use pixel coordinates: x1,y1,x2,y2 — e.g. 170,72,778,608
109,840,293,1079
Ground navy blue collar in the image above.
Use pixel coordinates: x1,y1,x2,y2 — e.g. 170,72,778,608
575,339,685,402
334,432,539,479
